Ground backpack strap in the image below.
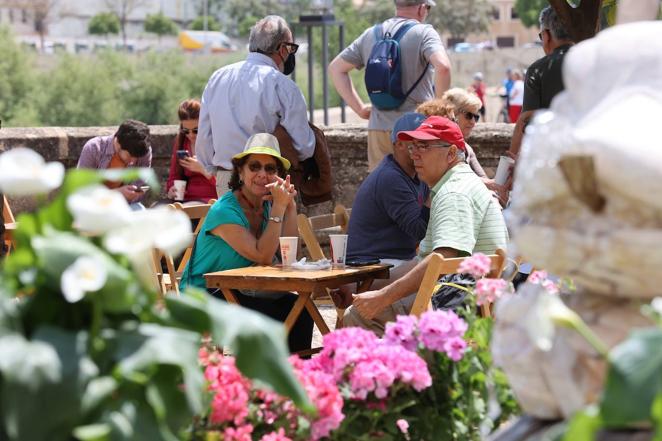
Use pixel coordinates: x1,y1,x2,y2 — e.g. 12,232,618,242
390,21,432,99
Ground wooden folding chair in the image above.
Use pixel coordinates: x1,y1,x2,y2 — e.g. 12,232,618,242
152,200,215,296
297,204,351,328
410,249,507,318
3,195,17,255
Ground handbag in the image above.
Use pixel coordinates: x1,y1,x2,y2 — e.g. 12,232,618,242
431,273,476,311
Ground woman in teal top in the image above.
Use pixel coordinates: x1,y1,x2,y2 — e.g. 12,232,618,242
180,133,312,352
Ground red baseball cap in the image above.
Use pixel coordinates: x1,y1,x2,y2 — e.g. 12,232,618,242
397,116,466,152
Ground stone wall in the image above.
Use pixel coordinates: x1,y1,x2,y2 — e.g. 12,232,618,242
0,123,513,215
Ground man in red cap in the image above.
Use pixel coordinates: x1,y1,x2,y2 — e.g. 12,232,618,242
344,116,508,333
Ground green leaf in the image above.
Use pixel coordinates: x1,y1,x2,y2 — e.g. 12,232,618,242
165,291,312,411
73,423,111,441
113,323,204,416
652,393,662,441
562,405,602,441
31,230,138,313
601,328,662,426
0,327,97,441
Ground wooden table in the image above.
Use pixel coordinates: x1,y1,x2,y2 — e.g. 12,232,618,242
204,264,390,337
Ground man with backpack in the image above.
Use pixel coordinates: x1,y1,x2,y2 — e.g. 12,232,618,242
328,0,451,171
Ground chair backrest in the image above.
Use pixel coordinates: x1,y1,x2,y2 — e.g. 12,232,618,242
3,195,15,224
410,249,507,318
171,201,215,273
297,204,350,260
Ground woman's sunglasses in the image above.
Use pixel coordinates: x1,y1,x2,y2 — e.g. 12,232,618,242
463,111,480,122
247,161,278,175
180,127,198,135
281,42,299,54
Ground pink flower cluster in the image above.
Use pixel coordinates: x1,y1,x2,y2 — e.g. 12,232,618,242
385,310,469,361
528,270,559,294
458,253,492,278
202,349,343,441
308,327,432,400
474,278,510,306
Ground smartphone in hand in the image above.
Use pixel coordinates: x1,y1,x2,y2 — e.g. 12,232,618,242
134,185,150,193
176,150,190,159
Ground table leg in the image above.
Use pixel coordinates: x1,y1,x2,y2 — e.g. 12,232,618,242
303,292,331,335
220,288,239,304
284,291,311,333
356,278,375,293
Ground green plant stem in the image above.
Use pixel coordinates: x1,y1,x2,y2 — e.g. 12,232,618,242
573,320,610,359
90,300,104,355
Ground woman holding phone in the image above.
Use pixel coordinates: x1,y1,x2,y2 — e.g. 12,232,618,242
165,99,217,203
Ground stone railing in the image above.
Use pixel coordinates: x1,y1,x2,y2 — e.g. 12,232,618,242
0,123,514,215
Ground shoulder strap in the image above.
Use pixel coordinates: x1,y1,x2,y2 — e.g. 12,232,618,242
372,23,383,41
391,21,416,42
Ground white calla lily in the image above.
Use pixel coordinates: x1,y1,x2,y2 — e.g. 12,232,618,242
0,148,65,196
523,285,608,357
67,185,132,233
61,256,108,303
651,297,662,315
104,208,192,257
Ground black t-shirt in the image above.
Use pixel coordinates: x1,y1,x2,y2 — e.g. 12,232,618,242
522,44,572,112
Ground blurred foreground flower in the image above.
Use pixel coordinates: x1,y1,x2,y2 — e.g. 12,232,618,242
67,185,132,233
0,147,64,196
60,256,108,303
458,253,492,278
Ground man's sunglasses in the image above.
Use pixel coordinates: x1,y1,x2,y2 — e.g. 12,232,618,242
407,141,451,154
463,111,480,122
247,161,278,175
180,126,198,135
281,42,299,54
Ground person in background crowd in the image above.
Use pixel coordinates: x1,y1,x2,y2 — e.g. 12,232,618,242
180,133,313,353
469,72,486,119
77,119,151,208
196,15,315,197
508,69,524,124
165,99,217,204
328,0,451,171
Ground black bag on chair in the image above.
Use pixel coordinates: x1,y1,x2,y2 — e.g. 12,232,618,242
431,273,476,311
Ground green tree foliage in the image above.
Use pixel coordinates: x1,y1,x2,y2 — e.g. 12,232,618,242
514,0,548,28
189,15,222,32
88,12,120,36
428,0,494,38
220,0,309,37
144,12,178,39
0,27,33,125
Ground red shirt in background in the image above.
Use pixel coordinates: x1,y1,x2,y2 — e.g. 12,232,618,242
166,136,217,203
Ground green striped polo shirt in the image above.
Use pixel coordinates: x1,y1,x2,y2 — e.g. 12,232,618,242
419,163,508,257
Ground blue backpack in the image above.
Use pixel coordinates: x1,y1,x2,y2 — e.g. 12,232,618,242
365,21,430,111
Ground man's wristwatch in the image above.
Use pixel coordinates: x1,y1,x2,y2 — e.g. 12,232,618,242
269,216,283,223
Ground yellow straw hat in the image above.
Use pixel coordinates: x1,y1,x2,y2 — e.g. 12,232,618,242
232,133,291,171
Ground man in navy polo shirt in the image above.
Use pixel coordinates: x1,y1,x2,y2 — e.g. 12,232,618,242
345,112,430,288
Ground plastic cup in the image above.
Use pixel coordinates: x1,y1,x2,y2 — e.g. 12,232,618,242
494,156,515,185
173,180,187,201
329,234,348,268
279,236,298,267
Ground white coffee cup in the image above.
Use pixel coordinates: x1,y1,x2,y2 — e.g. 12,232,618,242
279,236,298,267
173,180,187,201
494,155,515,185
329,234,348,268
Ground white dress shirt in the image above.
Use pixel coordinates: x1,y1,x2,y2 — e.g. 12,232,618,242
197,52,315,171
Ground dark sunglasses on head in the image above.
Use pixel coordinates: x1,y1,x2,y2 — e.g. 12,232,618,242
247,161,278,175
463,111,480,122
281,42,299,54
180,126,198,135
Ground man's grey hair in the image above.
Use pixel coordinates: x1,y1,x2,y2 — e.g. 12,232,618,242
539,6,572,41
248,15,291,53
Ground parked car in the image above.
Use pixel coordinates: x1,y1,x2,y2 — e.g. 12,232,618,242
453,42,477,53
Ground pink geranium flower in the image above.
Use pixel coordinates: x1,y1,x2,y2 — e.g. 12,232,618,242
474,278,510,306
397,418,410,434
260,428,293,441
458,253,492,278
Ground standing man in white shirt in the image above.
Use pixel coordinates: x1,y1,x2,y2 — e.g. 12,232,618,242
196,15,316,196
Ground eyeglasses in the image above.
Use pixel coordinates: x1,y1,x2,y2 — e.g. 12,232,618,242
424,4,431,12
407,141,451,154
180,126,198,135
538,29,547,41
463,111,480,122
247,161,278,175
281,42,299,54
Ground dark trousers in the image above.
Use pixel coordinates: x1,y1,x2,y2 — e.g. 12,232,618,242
208,289,314,353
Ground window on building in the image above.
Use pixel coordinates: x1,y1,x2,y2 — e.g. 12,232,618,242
510,8,519,19
496,36,515,48
491,7,500,20
9,9,14,23
21,8,28,23
447,37,464,48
